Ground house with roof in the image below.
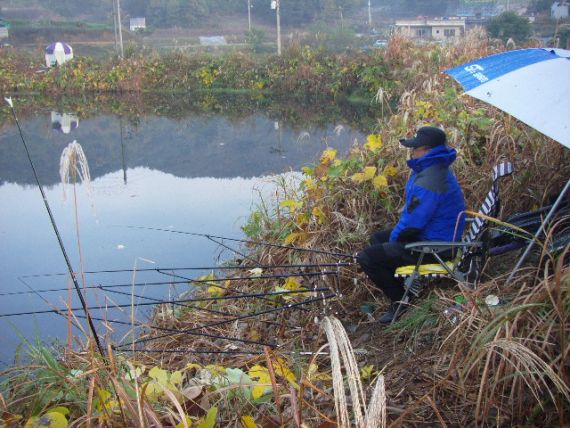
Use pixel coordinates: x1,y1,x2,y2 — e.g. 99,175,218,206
551,2,569,19
394,17,466,40
129,17,146,31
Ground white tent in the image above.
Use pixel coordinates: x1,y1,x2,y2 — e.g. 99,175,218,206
45,42,73,67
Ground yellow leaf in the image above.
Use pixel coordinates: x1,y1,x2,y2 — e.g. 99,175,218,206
283,277,301,291
320,148,337,165
48,407,70,417
196,407,217,428
303,178,317,190
351,166,377,183
248,365,272,400
193,272,215,283
25,411,68,428
364,134,383,151
205,365,226,376
144,381,163,401
295,212,309,227
207,280,227,297
383,165,399,177
372,175,388,190
360,364,375,380
306,363,332,381
248,329,261,341
185,363,202,371
301,166,315,176
283,232,307,245
149,366,168,384
279,199,303,211
170,370,183,385
274,358,298,388
312,206,327,224
176,416,193,428
241,416,259,428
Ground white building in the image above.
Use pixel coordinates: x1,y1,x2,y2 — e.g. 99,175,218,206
395,18,466,40
551,2,569,19
130,17,146,31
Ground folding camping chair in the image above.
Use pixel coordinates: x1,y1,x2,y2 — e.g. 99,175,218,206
390,161,514,323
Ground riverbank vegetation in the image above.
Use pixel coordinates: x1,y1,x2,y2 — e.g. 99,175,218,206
1,32,569,426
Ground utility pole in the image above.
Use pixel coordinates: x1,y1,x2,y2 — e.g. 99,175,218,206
248,0,252,32
116,0,124,59
112,0,118,51
368,0,372,30
271,0,281,56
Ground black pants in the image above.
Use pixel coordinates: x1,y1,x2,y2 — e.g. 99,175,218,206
357,229,445,302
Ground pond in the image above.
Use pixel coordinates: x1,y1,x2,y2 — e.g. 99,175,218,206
0,93,375,365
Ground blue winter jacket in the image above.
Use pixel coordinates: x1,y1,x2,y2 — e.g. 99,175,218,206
390,145,465,243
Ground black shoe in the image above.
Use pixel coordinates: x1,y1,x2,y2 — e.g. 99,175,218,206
377,297,410,324
376,305,397,323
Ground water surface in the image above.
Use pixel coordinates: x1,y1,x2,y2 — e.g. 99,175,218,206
0,94,372,365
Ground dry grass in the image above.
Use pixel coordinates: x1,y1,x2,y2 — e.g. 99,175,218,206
2,34,569,426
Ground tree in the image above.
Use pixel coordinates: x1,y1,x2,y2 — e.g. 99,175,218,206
487,11,532,43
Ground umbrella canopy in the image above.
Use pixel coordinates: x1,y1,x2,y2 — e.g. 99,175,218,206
51,111,79,134
45,42,73,55
445,48,570,148
445,48,570,282
45,42,73,67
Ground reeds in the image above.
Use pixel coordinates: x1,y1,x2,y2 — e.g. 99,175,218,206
2,33,569,426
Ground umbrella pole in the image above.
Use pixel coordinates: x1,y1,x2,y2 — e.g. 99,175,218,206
507,178,570,284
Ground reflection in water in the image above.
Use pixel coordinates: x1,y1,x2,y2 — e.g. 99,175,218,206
51,111,79,134
0,95,370,365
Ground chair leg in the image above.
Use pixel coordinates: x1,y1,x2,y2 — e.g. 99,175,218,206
390,272,420,324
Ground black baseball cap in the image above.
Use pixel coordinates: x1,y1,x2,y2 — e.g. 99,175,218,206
399,126,447,148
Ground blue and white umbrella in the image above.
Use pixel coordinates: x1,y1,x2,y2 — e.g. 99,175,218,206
45,41,74,67
445,48,570,148
445,48,570,280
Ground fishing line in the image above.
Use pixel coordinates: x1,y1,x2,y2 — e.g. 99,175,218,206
118,225,356,259
74,314,276,348
5,97,104,357
117,293,336,349
18,262,351,279
0,288,331,318
204,234,261,266
17,277,85,332
4,269,344,297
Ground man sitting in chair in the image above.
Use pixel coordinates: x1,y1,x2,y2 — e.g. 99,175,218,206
357,126,465,323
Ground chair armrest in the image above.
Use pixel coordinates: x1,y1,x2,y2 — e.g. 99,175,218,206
404,241,483,254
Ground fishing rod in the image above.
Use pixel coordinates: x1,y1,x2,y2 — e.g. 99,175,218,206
154,268,339,310
99,286,229,316
5,97,105,357
4,268,344,297
115,348,330,356
18,262,351,279
0,288,331,318
74,314,276,348
115,348,264,355
117,293,336,349
119,225,356,259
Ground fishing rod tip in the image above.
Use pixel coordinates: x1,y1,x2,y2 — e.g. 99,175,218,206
4,97,13,108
